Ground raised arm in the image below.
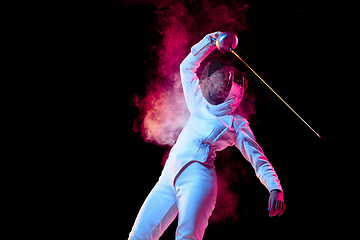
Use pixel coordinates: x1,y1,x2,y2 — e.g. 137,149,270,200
179,32,221,113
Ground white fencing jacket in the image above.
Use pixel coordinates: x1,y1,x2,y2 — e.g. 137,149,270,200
163,34,282,193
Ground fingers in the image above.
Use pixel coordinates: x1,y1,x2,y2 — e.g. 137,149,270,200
278,200,285,216
214,31,223,38
208,31,223,41
274,200,281,216
268,200,285,217
268,190,285,217
269,199,285,217
268,198,276,217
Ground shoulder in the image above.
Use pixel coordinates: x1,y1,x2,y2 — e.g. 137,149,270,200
232,113,249,131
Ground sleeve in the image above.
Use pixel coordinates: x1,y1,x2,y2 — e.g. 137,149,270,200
234,119,283,193
179,32,219,113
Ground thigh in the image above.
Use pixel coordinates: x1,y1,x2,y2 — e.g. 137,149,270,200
129,175,179,240
175,162,217,240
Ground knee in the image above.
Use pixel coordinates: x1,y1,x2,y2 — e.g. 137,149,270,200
176,224,205,240
128,227,155,240
128,228,151,240
128,230,135,240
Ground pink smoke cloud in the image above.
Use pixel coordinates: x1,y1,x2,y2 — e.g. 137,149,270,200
133,0,253,146
132,0,257,224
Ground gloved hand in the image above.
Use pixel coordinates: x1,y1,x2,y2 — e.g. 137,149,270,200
268,190,285,217
207,31,223,43
191,31,223,59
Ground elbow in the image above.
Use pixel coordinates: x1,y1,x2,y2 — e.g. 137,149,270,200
180,60,188,73
180,53,197,73
180,61,186,72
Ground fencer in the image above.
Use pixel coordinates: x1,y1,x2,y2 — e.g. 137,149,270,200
128,32,285,240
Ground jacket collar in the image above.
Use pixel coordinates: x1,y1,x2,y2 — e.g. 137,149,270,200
207,97,237,116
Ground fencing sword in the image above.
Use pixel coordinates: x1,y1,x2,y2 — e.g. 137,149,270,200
212,31,321,138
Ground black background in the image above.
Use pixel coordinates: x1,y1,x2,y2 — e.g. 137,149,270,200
38,0,346,239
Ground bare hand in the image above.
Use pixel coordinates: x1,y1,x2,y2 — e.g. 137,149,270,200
268,190,285,217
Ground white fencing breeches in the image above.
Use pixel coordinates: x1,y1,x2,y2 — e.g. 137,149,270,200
128,162,217,240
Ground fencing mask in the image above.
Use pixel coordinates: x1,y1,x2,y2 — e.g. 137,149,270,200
200,59,247,106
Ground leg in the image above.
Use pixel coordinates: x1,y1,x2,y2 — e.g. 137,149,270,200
129,174,179,240
174,162,217,240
